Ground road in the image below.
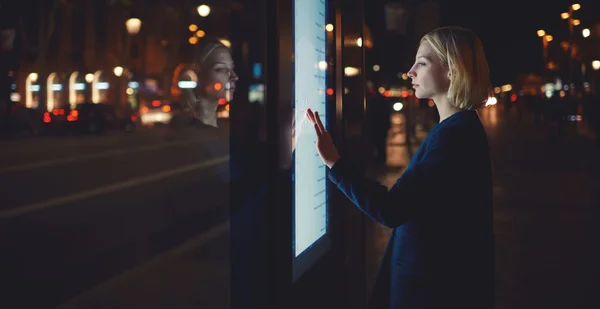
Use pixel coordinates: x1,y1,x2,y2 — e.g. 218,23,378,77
0,123,231,308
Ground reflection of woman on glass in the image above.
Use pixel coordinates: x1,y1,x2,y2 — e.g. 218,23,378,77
307,27,494,308
181,40,238,128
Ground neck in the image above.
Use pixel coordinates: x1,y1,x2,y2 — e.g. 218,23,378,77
432,95,462,122
196,96,219,127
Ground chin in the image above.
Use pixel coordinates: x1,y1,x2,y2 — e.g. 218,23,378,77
413,89,432,100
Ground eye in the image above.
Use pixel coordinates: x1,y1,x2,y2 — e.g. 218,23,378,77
417,62,426,67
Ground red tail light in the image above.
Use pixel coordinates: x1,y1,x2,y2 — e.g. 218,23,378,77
67,110,79,122
152,100,161,107
43,112,51,123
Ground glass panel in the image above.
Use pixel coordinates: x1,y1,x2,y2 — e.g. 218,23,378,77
0,1,266,308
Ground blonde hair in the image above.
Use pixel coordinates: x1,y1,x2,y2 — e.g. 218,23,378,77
421,27,492,110
183,40,229,113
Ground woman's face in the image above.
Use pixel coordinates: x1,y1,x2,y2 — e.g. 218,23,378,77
407,42,450,100
200,47,239,100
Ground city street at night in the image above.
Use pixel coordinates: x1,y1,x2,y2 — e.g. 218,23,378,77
2,0,600,308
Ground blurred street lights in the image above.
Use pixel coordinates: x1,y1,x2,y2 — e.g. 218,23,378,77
537,30,551,65
125,18,142,35
197,5,211,17
114,66,124,77
561,4,581,83
121,17,142,108
582,28,590,38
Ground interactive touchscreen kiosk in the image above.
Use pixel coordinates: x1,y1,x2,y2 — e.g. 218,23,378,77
292,0,331,281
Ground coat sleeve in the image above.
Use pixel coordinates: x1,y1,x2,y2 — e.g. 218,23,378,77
328,131,460,228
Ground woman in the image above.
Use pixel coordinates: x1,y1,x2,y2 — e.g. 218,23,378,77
307,27,494,309
180,39,238,128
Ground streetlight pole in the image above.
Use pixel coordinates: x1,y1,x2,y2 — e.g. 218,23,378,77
0,4,17,135
537,30,553,81
118,17,141,108
562,3,581,86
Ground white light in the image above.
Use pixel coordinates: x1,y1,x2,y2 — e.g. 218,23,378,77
592,60,600,70
10,93,20,102
96,82,110,90
29,85,40,92
85,73,94,83
344,66,360,76
318,61,328,71
373,65,380,71
125,18,142,35
485,97,497,106
73,83,86,91
325,24,334,32
197,5,211,17
114,66,124,77
178,81,198,89
356,37,363,47
393,102,403,111
51,84,62,91
582,28,590,38
141,112,173,125
29,73,38,83
128,81,140,88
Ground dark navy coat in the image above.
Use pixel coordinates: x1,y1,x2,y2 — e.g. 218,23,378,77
329,110,495,309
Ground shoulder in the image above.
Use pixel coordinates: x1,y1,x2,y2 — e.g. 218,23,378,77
427,110,483,150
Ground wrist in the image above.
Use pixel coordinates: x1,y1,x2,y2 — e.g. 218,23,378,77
327,156,340,169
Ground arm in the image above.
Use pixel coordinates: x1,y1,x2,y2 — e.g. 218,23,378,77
328,133,459,228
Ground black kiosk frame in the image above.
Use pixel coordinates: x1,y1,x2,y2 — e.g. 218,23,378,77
264,0,340,307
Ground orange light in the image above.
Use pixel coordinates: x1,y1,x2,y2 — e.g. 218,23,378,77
141,106,149,113
43,112,51,123
67,110,78,122
384,90,391,97
401,90,409,98
214,83,222,91
225,104,230,111
152,100,161,107
162,105,171,113
326,88,334,96
218,98,227,105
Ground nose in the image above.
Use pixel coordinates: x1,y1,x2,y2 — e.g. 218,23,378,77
407,68,416,79
230,69,239,82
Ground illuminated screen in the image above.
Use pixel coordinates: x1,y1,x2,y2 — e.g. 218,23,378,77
293,0,328,264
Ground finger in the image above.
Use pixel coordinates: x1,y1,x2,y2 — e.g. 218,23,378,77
314,112,325,134
313,123,322,137
305,108,315,124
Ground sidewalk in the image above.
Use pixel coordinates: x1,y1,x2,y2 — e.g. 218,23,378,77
367,106,599,308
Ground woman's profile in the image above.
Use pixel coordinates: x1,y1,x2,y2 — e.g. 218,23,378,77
179,39,238,128
307,26,494,308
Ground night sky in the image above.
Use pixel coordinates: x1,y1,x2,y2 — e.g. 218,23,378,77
366,0,600,85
